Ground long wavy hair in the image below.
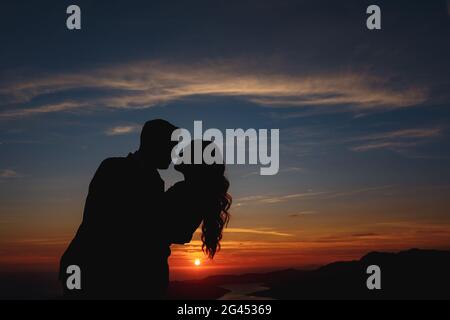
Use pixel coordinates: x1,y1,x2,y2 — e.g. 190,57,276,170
201,170,232,259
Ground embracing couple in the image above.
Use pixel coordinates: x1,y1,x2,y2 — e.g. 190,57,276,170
59,119,231,299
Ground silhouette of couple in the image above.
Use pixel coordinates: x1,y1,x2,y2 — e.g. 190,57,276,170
59,119,231,299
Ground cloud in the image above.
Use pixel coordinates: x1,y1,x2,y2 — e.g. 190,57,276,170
5,237,70,246
224,228,293,237
351,141,418,152
105,124,141,136
351,127,441,152
321,185,394,199
288,211,316,217
0,59,428,118
354,128,441,141
192,227,293,237
236,186,394,206
235,195,267,202
351,233,380,238
243,166,304,177
262,192,326,204
236,192,326,205
0,169,19,178
0,101,88,118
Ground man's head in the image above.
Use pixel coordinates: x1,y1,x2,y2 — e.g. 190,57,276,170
139,119,178,169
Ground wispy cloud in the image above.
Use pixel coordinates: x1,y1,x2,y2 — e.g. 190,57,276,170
0,101,89,118
193,227,293,237
0,59,428,118
353,128,441,142
236,186,395,206
224,228,293,237
261,192,326,204
236,191,326,205
243,166,304,177
351,141,417,152
288,211,316,217
5,237,70,246
105,124,141,136
351,233,380,238
351,127,441,152
321,185,394,199
0,169,19,178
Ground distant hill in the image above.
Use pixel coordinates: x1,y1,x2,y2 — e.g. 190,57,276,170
167,249,450,299
1,248,449,299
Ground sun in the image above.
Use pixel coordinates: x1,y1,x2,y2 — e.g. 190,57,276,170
194,258,201,266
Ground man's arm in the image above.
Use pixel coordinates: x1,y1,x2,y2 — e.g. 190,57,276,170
79,159,122,231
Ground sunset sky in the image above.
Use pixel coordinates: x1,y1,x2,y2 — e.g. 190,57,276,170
1,0,450,281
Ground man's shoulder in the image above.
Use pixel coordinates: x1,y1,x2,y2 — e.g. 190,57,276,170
94,156,132,179
99,157,129,169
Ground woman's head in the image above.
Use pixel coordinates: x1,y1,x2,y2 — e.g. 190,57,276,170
175,140,231,259
174,140,224,178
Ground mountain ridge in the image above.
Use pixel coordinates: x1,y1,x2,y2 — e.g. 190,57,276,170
167,248,450,299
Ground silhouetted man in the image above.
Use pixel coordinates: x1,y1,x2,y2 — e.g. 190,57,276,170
60,119,177,299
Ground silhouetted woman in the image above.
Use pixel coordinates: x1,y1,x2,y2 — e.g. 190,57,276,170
165,140,232,262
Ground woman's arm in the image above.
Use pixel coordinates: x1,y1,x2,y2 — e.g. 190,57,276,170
164,183,203,244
